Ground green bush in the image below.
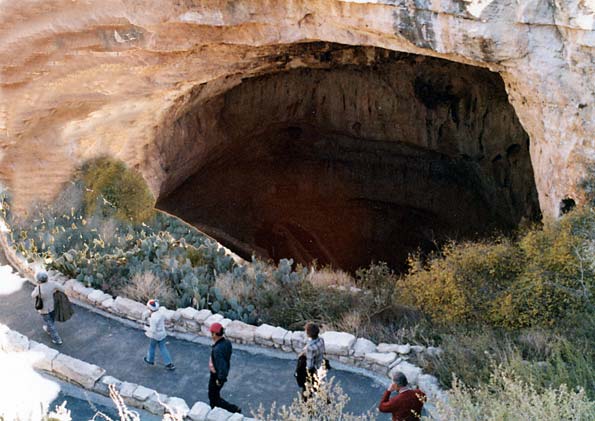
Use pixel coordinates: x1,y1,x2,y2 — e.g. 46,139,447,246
417,327,512,390
402,239,522,325
256,275,360,330
400,208,595,329
80,157,155,223
413,319,595,399
500,211,595,328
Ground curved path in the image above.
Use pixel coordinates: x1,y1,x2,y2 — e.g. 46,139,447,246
0,265,387,417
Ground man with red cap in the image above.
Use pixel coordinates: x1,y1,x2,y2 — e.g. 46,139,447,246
208,322,241,414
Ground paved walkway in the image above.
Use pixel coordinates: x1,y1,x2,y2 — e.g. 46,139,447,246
0,265,387,417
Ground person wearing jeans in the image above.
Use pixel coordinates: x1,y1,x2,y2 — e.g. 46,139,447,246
143,299,175,370
147,336,173,366
31,271,65,345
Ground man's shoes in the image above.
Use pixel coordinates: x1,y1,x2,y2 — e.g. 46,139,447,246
165,363,176,371
52,338,63,345
143,356,154,365
42,326,50,335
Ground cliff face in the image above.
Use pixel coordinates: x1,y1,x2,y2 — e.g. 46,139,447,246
0,0,593,267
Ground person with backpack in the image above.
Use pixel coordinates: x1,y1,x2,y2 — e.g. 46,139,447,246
300,322,326,401
143,299,176,370
31,271,66,345
208,322,241,414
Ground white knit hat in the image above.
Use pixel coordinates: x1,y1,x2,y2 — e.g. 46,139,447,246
146,299,160,311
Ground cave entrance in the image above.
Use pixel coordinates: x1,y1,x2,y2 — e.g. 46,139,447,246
156,43,541,273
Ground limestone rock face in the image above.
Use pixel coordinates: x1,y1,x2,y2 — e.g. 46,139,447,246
1,0,593,264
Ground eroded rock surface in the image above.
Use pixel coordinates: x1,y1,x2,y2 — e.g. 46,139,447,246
1,0,594,268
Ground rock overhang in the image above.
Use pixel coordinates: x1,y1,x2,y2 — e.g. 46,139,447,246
154,43,541,269
1,0,593,265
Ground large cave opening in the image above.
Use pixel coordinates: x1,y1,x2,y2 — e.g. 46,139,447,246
156,43,541,272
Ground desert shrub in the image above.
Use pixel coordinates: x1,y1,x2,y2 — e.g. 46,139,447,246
212,257,358,329
80,157,155,223
214,258,401,331
401,208,595,329
214,271,257,306
507,328,595,400
307,265,355,289
415,319,595,400
431,365,595,421
256,278,360,330
119,271,177,309
355,261,396,290
496,210,595,328
402,239,522,325
354,261,400,314
418,327,515,389
330,311,368,338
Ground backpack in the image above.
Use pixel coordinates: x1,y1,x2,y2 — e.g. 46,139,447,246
53,290,74,322
294,354,307,388
34,285,43,310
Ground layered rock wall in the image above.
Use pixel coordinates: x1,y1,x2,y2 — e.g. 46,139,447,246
1,0,593,219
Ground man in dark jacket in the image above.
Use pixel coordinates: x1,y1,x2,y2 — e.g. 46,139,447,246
208,322,241,413
378,371,426,421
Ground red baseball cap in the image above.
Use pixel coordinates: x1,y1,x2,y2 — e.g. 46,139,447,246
209,322,223,334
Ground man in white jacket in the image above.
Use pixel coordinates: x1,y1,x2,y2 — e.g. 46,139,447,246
143,299,175,370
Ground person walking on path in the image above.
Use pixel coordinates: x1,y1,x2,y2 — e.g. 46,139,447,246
378,371,426,421
300,322,326,401
31,271,65,345
143,299,176,370
208,322,241,414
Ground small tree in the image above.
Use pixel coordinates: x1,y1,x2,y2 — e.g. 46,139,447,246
81,157,155,223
